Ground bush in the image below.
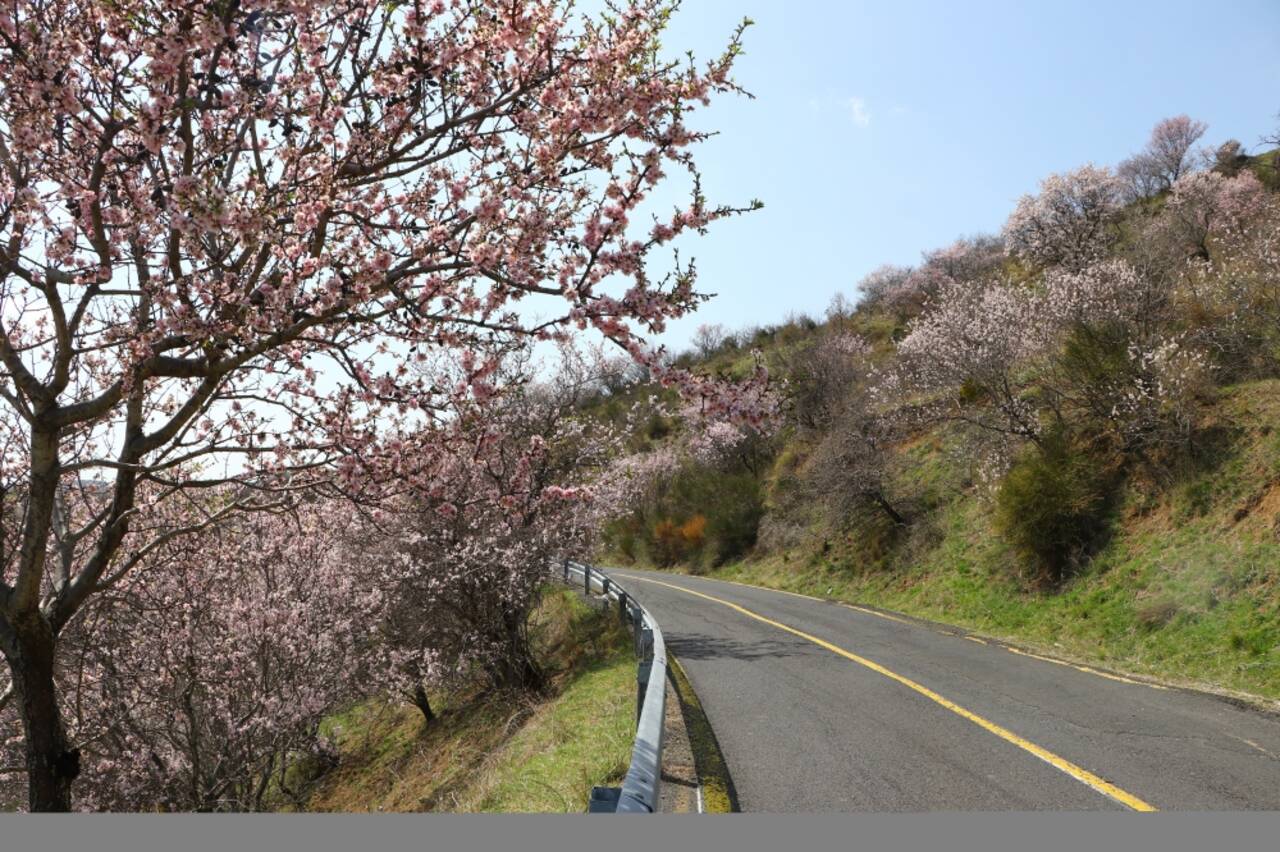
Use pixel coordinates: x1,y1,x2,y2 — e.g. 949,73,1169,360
606,517,640,562
612,463,765,572
1136,598,1180,630
652,518,684,566
680,514,708,547
700,473,764,568
995,431,1118,586
650,514,708,566
642,412,674,443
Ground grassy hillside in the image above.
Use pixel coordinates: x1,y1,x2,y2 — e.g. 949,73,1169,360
610,361,1280,700
708,381,1280,700
594,147,1280,703
306,588,637,812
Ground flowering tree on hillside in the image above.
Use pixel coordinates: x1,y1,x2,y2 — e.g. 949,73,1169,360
1002,165,1126,271
895,253,1211,472
1180,193,1280,374
896,278,1049,445
1160,170,1267,261
782,329,871,433
1038,260,1207,450
0,502,384,812
1211,140,1249,177
363,349,631,709
855,264,914,312
803,334,909,526
0,0,758,810
854,235,1005,319
1118,115,1209,199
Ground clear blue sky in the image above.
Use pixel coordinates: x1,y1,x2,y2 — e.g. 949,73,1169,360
644,0,1280,350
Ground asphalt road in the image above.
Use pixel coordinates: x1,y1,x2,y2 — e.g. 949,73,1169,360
608,568,1280,812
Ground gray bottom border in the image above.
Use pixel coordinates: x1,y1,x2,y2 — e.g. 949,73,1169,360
0,813,1276,852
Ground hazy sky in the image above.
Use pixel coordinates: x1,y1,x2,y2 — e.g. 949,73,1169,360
643,0,1280,350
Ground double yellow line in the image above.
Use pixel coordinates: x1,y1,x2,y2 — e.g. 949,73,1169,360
616,573,1157,812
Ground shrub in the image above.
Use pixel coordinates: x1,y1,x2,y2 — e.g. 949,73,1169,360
680,514,709,547
652,518,685,566
643,412,674,443
1212,140,1248,177
701,473,765,567
1136,598,1180,630
605,516,641,562
628,467,764,571
781,331,871,433
995,431,1118,586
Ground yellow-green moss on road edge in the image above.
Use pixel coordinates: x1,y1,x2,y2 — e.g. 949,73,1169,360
668,656,737,812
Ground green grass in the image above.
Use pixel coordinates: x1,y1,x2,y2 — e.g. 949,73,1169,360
710,507,1280,701
697,381,1280,702
461,648,635,812
307,588,637,812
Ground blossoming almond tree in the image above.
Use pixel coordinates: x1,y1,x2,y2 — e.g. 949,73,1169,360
897,278,1050,445
0,346,655,810
0,0,758,810
1117,115,1209,199
1002,164,1126,271
361,347,632,709
897,257,1211,471
801,333,909,527
37,501,383,812
1160,170,1266,261
1181,193,1280,374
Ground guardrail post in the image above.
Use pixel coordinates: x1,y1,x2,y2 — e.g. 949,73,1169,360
633,612,642,655
602,576,611,598
617,591,628,624
584,563,591,595
563,558,569,582
588,786,622,813
636,659,652,723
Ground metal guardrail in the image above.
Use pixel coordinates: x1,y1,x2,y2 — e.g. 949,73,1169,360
556,560,666,814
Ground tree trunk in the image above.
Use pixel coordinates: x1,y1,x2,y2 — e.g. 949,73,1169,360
411,683,435,724
7,614,77,812
871,492,907,527
491,614,544,694
489,652,544,694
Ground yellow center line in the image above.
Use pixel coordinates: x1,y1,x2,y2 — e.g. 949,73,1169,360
615,572,1158,813
1236,737,1280,760
626,573,1170,694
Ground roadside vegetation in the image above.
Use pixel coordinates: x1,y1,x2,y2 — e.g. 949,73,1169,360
594,115,1280,701
308,588,636,813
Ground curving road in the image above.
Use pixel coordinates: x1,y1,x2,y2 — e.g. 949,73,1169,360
609,568,1280,813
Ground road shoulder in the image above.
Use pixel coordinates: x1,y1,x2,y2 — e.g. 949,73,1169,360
666,656,737,813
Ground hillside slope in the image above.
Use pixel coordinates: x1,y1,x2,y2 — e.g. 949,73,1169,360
709,378,1280,701
306,589,637,812
595,146,1280,704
